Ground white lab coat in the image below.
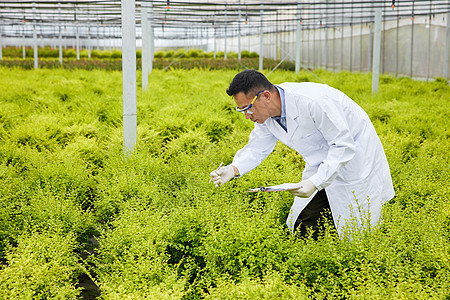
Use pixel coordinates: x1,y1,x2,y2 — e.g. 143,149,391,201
232,82,395,235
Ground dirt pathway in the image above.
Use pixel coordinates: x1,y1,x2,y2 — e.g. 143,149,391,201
77,236,100,299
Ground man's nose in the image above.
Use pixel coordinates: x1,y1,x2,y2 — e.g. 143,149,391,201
244,112,252,119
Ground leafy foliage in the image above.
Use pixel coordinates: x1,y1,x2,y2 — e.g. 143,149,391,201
0,57,294,72
0,231,83,299
2,46,259,60
0,67,448,299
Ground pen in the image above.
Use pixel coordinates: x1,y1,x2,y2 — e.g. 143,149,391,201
209,162,224,183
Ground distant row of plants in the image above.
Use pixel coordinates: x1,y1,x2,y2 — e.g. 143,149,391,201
0,57,296,71
1,46,259,60
153,48,260,59
2,46,122,59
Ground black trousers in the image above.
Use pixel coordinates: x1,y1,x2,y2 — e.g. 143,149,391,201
293,189,336,239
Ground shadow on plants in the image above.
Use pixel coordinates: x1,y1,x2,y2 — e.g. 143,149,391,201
166,220,208,299
204,119,233,143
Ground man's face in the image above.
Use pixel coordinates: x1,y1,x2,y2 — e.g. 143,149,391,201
234,91,271,124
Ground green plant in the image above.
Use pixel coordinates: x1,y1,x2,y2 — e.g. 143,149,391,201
175,48,187,58
186,49,203,58
80,49,89,58
111,49,122,59
39,46,59,58
241,50,259,58
98,50,111,59
164,50,176,58
204,51,214,58
154,50,165,58
65,48,76,58
90,49,102,58
0,67,448,299
0,231,84,299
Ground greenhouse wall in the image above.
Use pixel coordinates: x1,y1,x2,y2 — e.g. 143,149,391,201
218,13,449,79
1,13,448,79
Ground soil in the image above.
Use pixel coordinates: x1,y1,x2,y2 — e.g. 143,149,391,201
77,236,100,299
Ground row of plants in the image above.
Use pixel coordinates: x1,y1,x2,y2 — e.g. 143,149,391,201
0,67,448,299
2,46,122,59
1,46,259,60
153,49,260,59
0,57,296,72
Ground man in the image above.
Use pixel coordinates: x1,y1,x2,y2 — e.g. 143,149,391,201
209,70,395,237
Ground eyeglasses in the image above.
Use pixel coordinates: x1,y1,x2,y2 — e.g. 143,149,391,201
236,90,264,114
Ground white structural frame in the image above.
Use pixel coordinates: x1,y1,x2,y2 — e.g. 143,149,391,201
259,0,263,71
372,8,382,94
122,0,137,155
295,0,302,73
142,5,149,91
33,2,38,69
0,1,448,78
445,12,450,79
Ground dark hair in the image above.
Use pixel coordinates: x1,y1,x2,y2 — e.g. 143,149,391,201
226,69,274,96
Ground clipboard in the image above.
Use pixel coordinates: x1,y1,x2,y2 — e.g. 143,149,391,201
246,183,303,192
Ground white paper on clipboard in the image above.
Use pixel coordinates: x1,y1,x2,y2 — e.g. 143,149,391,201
246,183,303,192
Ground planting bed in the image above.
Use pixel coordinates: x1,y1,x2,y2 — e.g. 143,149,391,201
0,67,448,299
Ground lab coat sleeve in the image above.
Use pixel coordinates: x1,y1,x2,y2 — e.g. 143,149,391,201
232,123,278,176
307,96,356,190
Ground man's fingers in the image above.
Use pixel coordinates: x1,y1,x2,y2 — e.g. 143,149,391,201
210,165,233,187
290,187,307,197
215,167,225,176
212,177,222,186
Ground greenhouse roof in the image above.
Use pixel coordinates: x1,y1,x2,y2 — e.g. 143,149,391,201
0,0,449,39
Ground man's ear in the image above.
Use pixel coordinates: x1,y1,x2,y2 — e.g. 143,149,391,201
263,90,272,103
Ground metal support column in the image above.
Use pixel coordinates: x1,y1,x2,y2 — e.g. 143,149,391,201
360,4,363,72
122,0,137,155
445,12,450,79
395,4,399,76
58,3,63,64
426,7,432,80
324,27,328,69
372,8,382,94
33,2,38,69
75,7,80,60
225,8,228,60
22,21,26,59
350,8,353,72
259,0,264,71
238,0,241,62
23,31,26,59
213,16,216,59
0,25,3,60
295,0,302,73
142,6,149,91
340,7,344,72
410,4,415,78
368,22,373,72
88,21,91,59
149,3,154,73
97,24,100,50
276,11,280,60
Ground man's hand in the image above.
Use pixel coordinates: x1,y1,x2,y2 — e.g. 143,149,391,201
210,165,236,187
289,179,317,198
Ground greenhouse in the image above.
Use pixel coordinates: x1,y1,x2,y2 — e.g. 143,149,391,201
1,0,449,78
0,1,449,299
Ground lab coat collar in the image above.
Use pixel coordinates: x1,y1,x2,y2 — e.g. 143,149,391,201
264,84,299,138
281,85,299,137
